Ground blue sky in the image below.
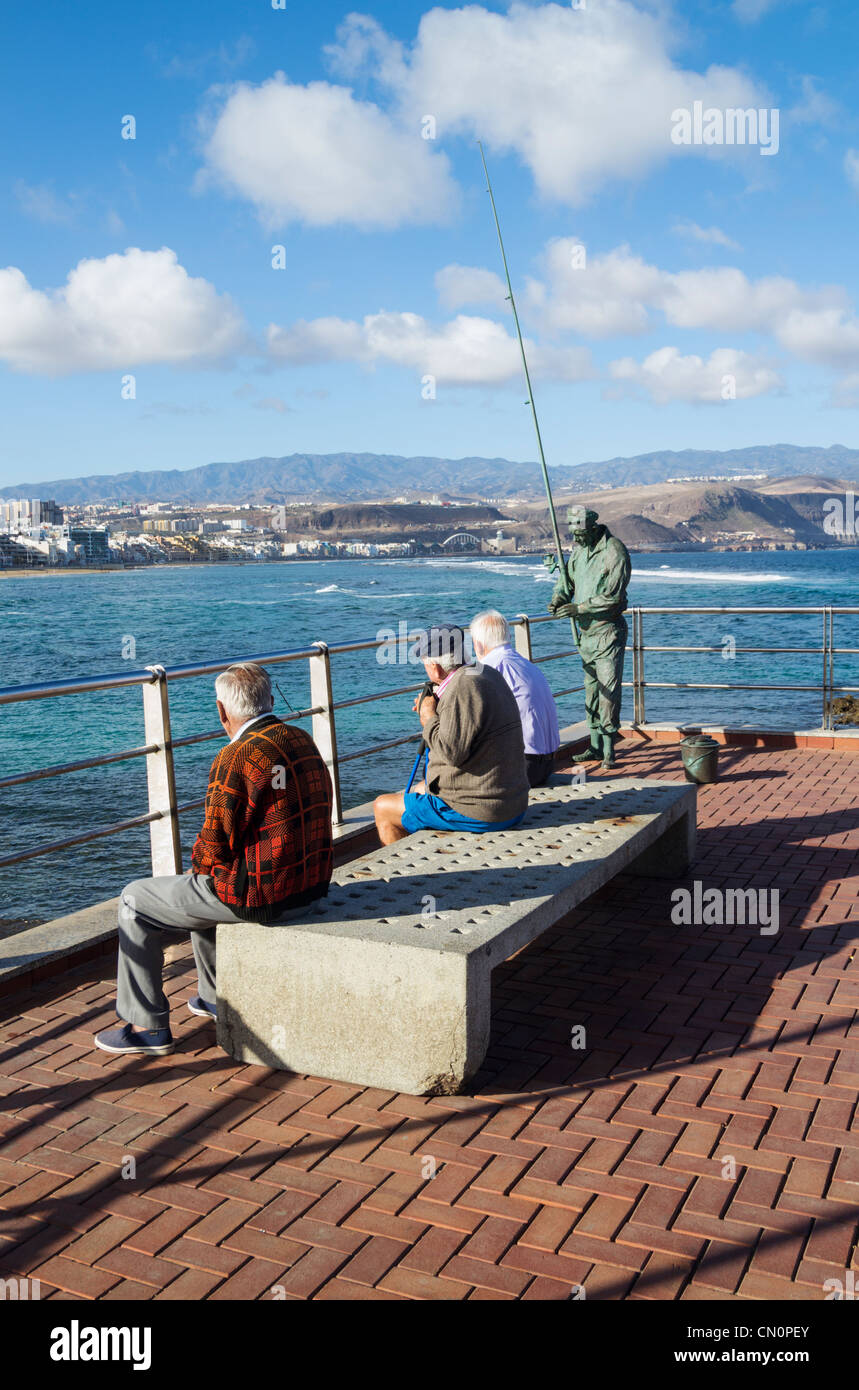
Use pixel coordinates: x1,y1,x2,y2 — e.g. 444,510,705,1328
1,0,858,490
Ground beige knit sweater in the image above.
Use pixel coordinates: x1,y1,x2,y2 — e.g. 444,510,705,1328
421,664,529,821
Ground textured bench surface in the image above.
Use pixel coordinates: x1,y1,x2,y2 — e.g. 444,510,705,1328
286,776,694,959
216,777,697,1093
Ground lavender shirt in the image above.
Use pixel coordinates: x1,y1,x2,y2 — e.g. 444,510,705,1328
479,643,560,756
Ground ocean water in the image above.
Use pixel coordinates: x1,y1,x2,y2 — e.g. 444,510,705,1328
2,548,859,922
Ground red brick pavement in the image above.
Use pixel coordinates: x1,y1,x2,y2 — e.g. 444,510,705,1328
1,739,858,1300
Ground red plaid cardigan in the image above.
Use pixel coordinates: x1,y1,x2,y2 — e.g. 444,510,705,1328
191,715,333,922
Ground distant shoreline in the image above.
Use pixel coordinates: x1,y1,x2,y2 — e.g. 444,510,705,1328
0,553,536,578
0,544,837,578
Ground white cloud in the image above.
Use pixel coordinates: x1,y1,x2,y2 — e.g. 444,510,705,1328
0,248,247,375
528,241,665,338
269,227,859,400
328,3,769,206
659,267,824,334
198,74,458,228
845,149,859,194
267,310,593,386
673,221,742,251
434,264,509,312
609,346,781,403
520,238,859,375
777,306,859,368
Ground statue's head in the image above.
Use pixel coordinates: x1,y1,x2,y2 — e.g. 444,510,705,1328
567,505,600,546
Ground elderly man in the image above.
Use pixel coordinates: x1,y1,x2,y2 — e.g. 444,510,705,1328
548,506,631,770
470,609,560,787
95,662,333,1057
373,623,529,845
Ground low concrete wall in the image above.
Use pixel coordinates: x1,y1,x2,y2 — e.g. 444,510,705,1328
622,722,859,753
0,899,120,1000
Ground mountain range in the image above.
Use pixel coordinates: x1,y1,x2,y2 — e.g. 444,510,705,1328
3,444,859,504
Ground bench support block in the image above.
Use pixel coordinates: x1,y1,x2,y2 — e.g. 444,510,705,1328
216,926,491,1096
214,780,697,1095
630,807,696,878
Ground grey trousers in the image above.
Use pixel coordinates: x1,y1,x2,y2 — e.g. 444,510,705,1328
115,874,322,1031
115,874,246,1030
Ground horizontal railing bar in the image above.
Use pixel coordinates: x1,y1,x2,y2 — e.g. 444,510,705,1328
159,649,314,680
332,684,424,712
631,606,835,615
636,682,823,691
1,606,858,706
641,646,824,655
0,809,164,868
324,637,418,657
0,668,158,704
534,648,579,664
176,798,206,815
171,707,319,751
336,732,423,764
172,729,226,750
0,743,158,789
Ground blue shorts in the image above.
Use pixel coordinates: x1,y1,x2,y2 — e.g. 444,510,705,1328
401,792,526,835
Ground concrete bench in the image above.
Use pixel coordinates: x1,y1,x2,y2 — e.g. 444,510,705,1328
216,777,696,1095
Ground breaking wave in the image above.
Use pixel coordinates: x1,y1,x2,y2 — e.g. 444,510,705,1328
632,567,795,584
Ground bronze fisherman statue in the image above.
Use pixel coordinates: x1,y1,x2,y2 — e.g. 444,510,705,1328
546,506,632,770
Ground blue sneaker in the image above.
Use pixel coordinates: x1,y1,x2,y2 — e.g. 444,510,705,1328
188,996,217,1021
94,1023,174,1056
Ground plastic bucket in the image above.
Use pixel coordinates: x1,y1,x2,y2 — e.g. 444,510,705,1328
680,734,720,784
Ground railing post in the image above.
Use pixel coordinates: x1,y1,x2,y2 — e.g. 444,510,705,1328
821,608,829,730
142,665,182,875
829,608,835,731
512,613,532,660
310,642,343,827
823,607,834,730
631,608,646,726
631,607,639,725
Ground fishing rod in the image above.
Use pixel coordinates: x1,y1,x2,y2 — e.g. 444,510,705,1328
406,679,434,792
478,142,577,639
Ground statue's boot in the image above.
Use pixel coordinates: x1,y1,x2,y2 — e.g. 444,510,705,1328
572,741,602,764
600,732,616,770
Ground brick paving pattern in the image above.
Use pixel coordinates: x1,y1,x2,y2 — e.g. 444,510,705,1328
1,739,858,1300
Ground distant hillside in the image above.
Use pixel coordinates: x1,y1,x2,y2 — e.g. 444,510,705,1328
3,444,859,504
0,454,556,504
567,444,859,489
544,479,830,549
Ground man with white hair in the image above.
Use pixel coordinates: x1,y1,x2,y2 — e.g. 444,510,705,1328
95,662,333,1056
470,610,561,788
373,622,529,845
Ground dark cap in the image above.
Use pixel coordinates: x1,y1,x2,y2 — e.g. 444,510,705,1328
568,505,599,529
415,623,467,666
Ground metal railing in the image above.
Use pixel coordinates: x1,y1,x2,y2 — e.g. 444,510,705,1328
0,613,583,874
626,606,859,729
0,604,856,878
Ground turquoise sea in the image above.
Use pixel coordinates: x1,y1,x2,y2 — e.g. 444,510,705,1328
2,548,859,922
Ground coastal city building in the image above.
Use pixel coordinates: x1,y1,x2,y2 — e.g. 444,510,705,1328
0,497,63,531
